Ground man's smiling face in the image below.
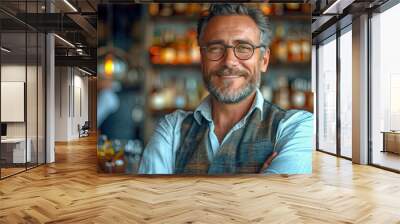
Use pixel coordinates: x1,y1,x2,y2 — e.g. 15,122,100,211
200,15,270,104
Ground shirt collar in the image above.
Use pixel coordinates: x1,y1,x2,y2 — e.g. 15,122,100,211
193,88,264,125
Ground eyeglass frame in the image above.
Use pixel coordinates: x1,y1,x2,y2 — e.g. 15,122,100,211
200,42,266,61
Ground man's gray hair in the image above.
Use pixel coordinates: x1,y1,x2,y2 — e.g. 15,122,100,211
197,4,271,52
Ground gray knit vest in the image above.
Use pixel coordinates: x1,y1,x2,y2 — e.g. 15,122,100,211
175,100,286,174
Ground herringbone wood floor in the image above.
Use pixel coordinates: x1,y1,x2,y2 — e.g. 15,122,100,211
1,135,400,224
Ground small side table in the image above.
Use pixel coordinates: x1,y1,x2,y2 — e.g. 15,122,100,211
381,131,400,154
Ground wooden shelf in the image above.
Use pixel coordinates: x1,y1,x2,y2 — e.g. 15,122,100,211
150,15,200,22
269,61,310,69
150,14,310,23
151,63,201,69
267,14,310,21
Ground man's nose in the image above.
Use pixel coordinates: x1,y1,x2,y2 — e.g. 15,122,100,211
222,47,239,67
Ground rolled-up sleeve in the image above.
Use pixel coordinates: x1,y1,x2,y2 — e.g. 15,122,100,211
264,110,314,175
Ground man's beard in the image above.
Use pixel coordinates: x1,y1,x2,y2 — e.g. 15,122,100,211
203,66,260,104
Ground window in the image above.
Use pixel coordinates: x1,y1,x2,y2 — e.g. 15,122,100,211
317,36,337,155
371,2,400,171
339,27,352,158
0,1,47,179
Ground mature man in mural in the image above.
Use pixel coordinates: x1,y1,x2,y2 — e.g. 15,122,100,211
139,4,313,174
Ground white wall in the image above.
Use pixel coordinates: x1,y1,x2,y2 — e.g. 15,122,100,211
1,65,26,127
54,67,89,141
1,65,26,81
1,65,26,140
1,65,38,138
55,67,69,141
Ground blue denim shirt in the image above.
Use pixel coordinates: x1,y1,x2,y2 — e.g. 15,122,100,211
139,89,314,174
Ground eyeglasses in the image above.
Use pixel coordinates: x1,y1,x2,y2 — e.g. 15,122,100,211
200,42,265,61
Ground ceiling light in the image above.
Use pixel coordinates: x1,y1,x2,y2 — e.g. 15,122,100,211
78,67,93,76
63,0,78,12
54,34,75,48
76,48,86,55
323,0,354,15
1,47,11,53
323,0,341,14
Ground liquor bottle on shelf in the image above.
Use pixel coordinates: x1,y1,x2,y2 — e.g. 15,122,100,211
148,4,159,16
185,77,200,109
285,3,301,12
187,28,200,64
273,4,284,15
259,3,273,15
149,29,161,64
150,91,165,110
186,3,203,16
290,78,313,111
159,4,173,17
162,29,176,45
175,34,188,64
290,79,306,109
189,45,200,64
173,3,188,15
302,3,312,14
150,49,160,64
150,3,204,17
273,76,290,109
287,28,302,63
162,80,176,109
150,75,166,110
161,29,177,64
300,32,311,62
175,79,187,109
271,24,287,63
160,46,176,64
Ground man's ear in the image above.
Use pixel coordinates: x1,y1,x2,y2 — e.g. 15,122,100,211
260,48,270,73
